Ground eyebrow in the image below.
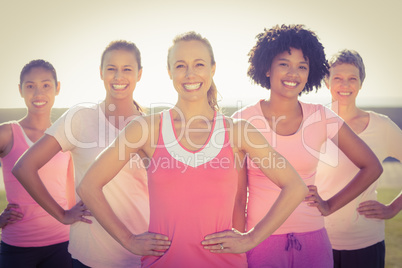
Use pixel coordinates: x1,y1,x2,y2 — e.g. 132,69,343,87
278,58,309,64
333,73,358,77
24,79,53,83
177,58,206,62
105,64,134,67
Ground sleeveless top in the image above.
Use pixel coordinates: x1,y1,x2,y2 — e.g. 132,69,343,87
1,122,71,247
142,110,247,268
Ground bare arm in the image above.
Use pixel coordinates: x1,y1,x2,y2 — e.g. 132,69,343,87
307,124,383,215
0,123,13,158
357,188,402,219
77,116,170,256
388,190,402,216
232,152,247,232
0,124,23,228
12,134,91,224
65,156,76,209
358,119,402,219
203,120,308,253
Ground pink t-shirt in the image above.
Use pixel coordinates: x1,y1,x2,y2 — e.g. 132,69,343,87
143,110,247,268
232,100,344,234
1,122,70,247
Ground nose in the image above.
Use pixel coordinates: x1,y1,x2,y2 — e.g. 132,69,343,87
114,69,123,79
287,66,299,77
340,79,349,88
185,67,195,78
34,85,45,96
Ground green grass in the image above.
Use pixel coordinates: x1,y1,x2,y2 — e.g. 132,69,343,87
0,190,6,212
377,188,402,268
0,189,400,266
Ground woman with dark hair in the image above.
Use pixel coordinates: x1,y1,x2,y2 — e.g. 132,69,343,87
13,41,152,268
232,24,383,267
0,59,84,267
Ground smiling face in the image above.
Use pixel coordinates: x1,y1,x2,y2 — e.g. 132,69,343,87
19,67,60,114
326,63,362,105
168,40,216,104
266,47,309,99
100,49,142,101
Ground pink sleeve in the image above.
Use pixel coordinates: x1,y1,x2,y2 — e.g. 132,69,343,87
323,106,344,139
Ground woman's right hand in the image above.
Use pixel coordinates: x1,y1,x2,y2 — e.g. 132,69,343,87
202,228,256,254
62,200,92,225
0,203,23,228
127,232,171,256
305,185,330,216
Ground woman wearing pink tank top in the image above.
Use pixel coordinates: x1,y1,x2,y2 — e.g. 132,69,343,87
0,60,90,267
78,32,308,267
12,41,152,268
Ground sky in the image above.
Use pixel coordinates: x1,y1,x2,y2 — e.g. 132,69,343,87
1,0,401,110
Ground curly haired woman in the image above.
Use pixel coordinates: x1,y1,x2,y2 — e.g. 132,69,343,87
232,24,382,268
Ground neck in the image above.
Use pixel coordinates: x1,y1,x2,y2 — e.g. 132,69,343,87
265,94,300,116
19,111,52,131
331,100,361,121
102,98,140,130
103,98,139,118
174,99,215,121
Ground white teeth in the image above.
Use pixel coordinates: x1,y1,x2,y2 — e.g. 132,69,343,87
184,83,201,90
113,84,126,90
33,101,46,106
339,92,352,96
283,81,297,87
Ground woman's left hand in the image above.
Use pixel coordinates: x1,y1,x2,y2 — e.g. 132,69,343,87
305,185,330,216
201,228,256,254
0,204,23,228
357,200,396,219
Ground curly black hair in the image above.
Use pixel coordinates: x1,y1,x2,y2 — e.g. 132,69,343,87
247,24,329,95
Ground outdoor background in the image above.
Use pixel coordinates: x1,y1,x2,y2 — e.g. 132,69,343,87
0,0,401,109
0,0,401,267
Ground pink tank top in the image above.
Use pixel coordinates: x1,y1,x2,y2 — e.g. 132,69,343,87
0,122,71,247
142,110,247,268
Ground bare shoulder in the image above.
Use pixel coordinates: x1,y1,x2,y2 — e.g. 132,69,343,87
127,114,161,133
226,117,255,136
123,113,161,151
224,117,252,153
0,122,13,134
225,116,248,129
0,122,13,157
